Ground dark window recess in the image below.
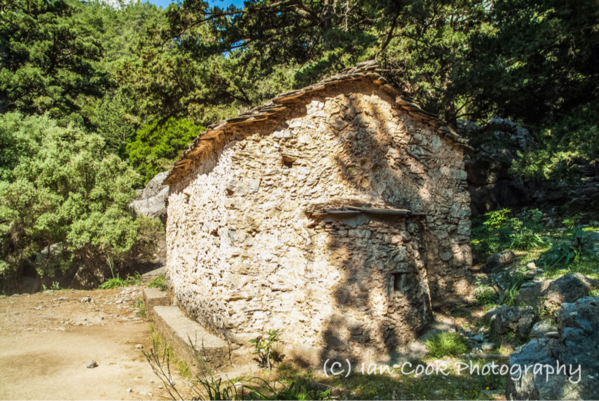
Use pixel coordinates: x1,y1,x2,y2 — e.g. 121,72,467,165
392,273,410,292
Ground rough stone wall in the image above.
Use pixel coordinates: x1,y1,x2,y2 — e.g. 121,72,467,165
166,81,471,362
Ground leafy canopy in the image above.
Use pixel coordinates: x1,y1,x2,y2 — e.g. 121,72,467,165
127,117,206,184
0,112,160,284
0,0,109,124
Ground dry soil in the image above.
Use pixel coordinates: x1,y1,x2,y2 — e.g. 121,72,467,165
0,287,184,400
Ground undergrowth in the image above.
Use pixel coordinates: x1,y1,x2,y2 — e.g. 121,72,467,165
143,331,331,400
148,274,167,291
471,208,598,275
135,297,146,317
425,332,469,358
148,323,191,379
99,273,142,289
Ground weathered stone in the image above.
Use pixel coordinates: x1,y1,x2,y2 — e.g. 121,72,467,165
543,273,592,307
529,319,557,339
129,171,169,221
506,297,599,400
328,119,349,131
485,251,515,269
486,305,536,340
516,280,551,306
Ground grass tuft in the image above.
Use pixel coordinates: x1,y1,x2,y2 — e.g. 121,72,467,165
148,274,167,291
99,273,142,289
426,332,469,358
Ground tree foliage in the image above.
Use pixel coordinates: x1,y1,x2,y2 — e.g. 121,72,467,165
2,0,599,291
127,117,206,184
0,112,161,290
0,0,109,123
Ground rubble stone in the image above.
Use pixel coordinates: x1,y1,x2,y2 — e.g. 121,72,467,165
507,297,599,400
486,305,536,341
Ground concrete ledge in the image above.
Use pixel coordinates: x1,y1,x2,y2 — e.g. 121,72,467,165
143,288,170,320
141,266,166,284
152,306,231,371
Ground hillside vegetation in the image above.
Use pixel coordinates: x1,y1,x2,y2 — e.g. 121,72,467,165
1,0,598,292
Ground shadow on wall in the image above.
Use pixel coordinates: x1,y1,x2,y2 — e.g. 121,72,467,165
285,94,473,365
167,86,473,365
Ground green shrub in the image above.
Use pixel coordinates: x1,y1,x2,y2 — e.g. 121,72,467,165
148,274,167,291
250,329,286,371
539,226,598,269
425,332,469,358
126,117,205,185
510,229,548,251
475,288,499,306
471,208,548,260
0,113,162,293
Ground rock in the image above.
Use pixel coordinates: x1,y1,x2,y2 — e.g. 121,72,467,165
529,319,557,339
472,334,484,342
127,388,132,393
328,119,349,131
129,171,169,221
135,344,143,349
80,297,91,303
527,262,536,270
481,343,495,351
485,251,515,270
86,360,98,368
487,305,536,341
543,273,592,307
525,271,536,279
516,280,551,307
507,297,599,400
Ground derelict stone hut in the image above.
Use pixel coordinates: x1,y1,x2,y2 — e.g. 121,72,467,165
163,60,473,363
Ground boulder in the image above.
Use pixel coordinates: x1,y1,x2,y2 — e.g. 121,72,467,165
486,305,535,340
529,319,557,339
516,280,554,306
129,171,169,222
485,251,515,270
543,273,592,307
506,297,599,400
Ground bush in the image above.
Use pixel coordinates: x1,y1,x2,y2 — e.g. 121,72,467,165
425,332,469,358
475,287,499,306
470,208,548,260
0,113,162,292
126,117,205,185
539,225,598,269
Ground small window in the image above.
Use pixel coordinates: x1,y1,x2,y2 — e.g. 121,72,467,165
392,273,408,292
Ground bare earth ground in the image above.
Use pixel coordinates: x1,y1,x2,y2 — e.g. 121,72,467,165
0,287,182,400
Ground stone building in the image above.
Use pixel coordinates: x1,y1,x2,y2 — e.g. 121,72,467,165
162,61,473,363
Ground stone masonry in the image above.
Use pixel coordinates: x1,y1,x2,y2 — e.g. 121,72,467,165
163,61,473,363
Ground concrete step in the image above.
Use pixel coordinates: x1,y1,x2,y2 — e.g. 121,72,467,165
142,287,170,320
141,266,166,283
152,306,231,371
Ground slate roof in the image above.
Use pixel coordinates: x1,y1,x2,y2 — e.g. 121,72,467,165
164,60,471,186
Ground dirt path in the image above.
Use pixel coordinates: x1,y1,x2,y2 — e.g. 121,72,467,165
0,288,181,400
